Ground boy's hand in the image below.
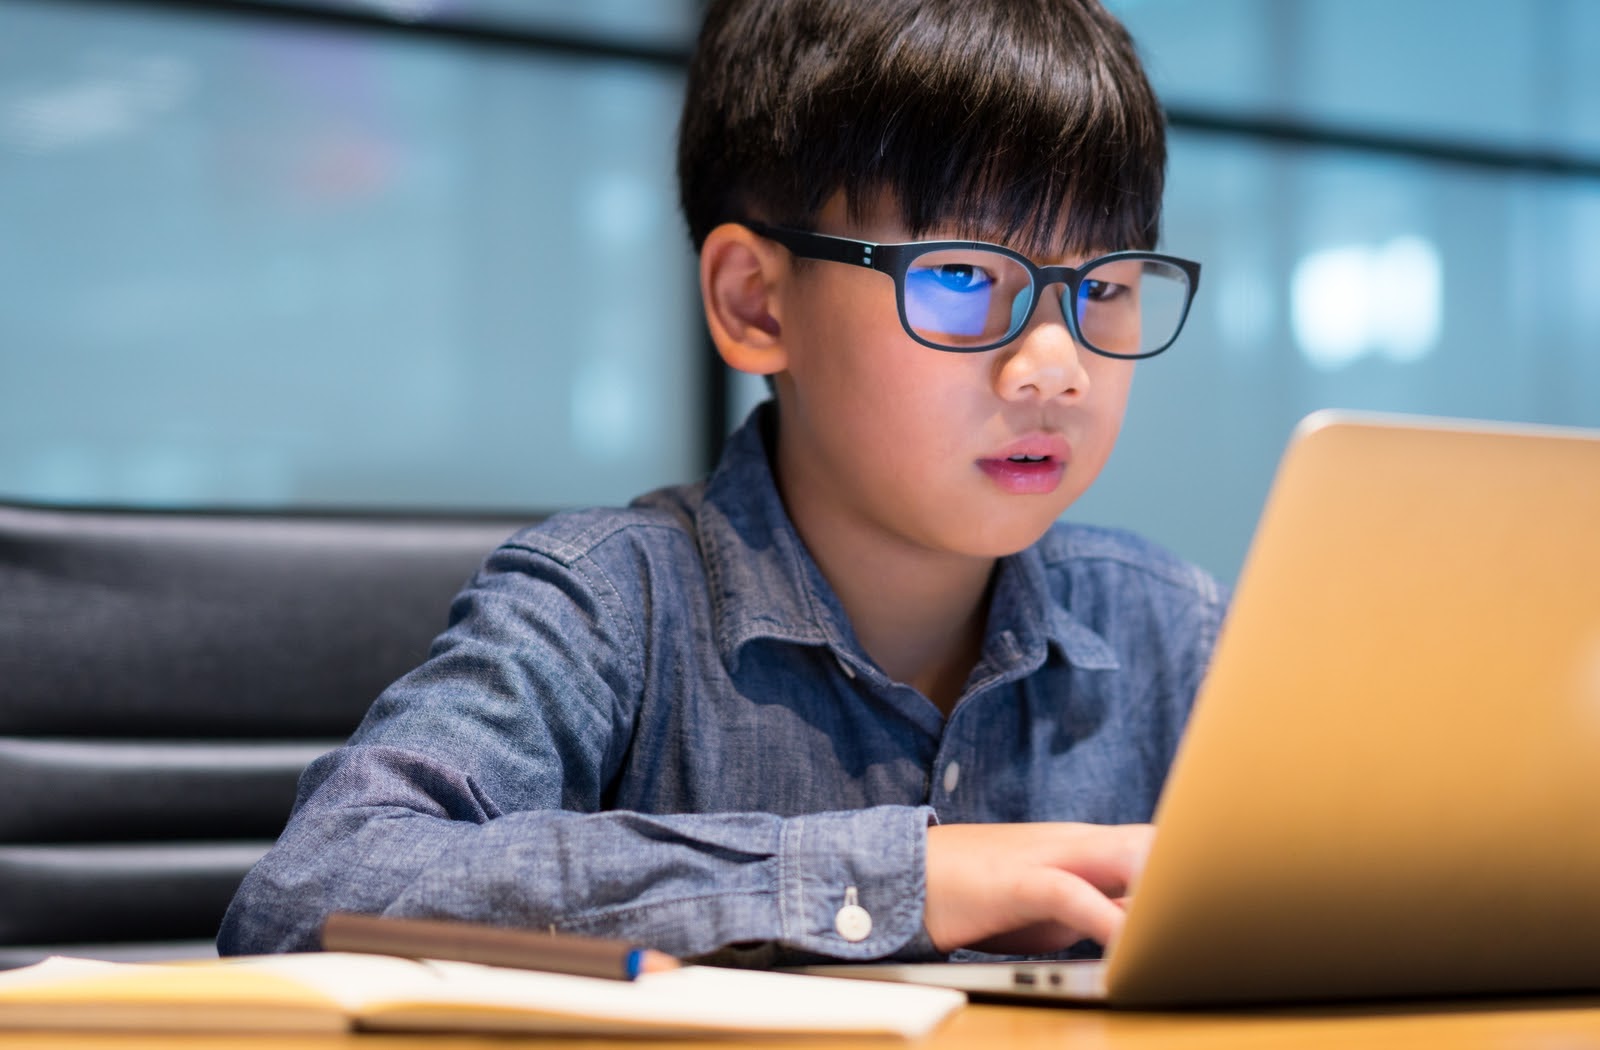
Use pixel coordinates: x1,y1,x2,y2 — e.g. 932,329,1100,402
923,822,1153,955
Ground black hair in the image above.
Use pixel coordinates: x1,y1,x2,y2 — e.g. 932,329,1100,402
677,0,1167,258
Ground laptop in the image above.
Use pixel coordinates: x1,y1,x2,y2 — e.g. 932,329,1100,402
807,410,1600,1006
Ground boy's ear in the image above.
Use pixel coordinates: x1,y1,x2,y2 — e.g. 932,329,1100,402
700,223,789,376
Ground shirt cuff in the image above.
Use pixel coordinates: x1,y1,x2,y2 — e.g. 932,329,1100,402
775,805,936,960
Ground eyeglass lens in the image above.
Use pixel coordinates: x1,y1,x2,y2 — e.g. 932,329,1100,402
902,249,1191,356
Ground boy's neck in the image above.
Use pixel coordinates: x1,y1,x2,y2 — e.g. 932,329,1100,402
848,562,992,718
780,494,996,719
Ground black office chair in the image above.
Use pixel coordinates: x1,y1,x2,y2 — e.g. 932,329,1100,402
0,501,530,968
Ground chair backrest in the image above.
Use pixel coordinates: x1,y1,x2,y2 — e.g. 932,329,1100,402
0,502,529,967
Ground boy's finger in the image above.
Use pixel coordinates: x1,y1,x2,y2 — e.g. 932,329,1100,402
1023,869,1128,947
1037,824,1155,897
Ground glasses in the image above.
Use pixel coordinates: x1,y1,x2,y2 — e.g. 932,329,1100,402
743,221,1201,359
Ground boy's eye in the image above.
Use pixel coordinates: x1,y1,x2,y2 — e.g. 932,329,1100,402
923,263,994,292
1080,279,1128,303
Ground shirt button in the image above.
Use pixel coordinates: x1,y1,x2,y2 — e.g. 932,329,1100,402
835,886,873,942
834,653,857,679
942,761,961,794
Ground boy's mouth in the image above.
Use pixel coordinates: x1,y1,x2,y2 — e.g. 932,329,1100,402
978,451,1069,495
978,433,1072,494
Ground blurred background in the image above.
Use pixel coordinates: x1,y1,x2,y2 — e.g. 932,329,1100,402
2,0,1596,582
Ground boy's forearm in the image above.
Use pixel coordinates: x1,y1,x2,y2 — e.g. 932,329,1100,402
218,743,939,962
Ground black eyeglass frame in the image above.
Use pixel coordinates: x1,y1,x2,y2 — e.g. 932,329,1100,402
741,221,1202,359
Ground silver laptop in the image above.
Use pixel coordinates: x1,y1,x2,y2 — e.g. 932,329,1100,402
807,410,1600,1006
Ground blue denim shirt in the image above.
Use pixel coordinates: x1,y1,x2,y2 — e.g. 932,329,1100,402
219,404,1228,962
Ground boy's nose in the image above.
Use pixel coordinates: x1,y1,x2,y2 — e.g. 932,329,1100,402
992,291,1092,402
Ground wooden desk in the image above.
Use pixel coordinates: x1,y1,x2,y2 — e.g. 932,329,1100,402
8,997,1600,1050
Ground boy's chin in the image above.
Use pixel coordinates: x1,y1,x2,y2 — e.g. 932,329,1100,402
951,515,1065,561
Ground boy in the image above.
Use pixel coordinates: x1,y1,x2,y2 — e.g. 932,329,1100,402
220,0,1225,964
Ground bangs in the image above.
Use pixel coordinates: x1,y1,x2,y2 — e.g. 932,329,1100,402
688,0,1167,256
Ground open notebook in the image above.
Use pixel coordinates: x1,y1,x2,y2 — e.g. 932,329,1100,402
0,952,964,1037
810,410,1600,1006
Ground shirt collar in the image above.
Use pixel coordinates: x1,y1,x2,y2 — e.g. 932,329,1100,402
696,402,1120,675
696,403,856,670
985,541,1122,674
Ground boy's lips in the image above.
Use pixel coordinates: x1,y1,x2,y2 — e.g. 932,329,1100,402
977,434,1072,495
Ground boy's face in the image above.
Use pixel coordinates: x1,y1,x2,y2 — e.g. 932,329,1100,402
768,192,1137,564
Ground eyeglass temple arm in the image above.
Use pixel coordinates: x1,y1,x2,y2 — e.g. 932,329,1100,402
743,223,877,269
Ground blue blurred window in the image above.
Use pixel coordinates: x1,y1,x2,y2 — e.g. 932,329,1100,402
0,0,699,510
1073,0,1600,579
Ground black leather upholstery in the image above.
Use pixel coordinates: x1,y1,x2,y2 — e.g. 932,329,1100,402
0,502,528,967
